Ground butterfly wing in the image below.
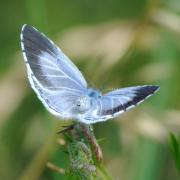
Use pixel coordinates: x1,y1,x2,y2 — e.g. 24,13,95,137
20,24,87,118
83,85,159,123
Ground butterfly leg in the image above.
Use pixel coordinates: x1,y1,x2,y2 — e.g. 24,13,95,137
57,124,74,134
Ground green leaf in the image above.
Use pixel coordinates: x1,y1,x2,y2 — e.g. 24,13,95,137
169,132,180,172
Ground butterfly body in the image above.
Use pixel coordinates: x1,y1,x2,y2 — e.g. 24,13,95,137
87,88,102,98
20,24,160,124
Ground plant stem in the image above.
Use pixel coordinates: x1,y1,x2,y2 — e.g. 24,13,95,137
63,122,112,179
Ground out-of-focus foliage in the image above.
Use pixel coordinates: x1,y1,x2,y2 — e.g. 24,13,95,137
0,0,180,179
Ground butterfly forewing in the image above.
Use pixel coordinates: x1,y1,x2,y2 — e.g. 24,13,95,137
21,24,87,118
103,85,159,115
83,85,159,123
21,24,87,90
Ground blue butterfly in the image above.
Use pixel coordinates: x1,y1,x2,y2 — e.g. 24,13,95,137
20,25,160,124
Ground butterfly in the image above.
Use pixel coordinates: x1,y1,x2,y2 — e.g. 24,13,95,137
20,24,160,124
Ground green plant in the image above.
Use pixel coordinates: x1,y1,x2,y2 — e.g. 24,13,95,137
48,123,111,179
170,133,180,173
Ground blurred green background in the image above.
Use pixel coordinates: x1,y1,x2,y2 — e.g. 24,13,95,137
0,0,180,179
